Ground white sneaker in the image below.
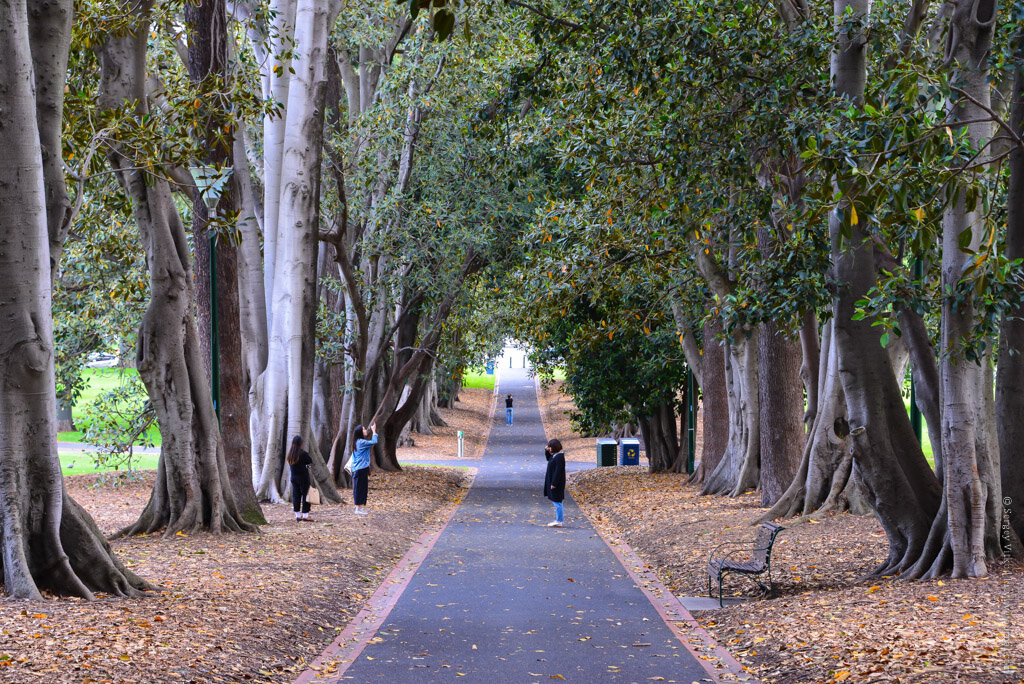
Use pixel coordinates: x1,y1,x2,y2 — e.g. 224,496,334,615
546,521,562,527
354,508,369,516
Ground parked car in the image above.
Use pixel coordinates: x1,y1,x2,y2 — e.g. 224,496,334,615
85,352,118,368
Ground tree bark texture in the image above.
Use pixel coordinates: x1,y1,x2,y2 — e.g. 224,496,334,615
186,0,265,525
27,0,73,278
695,243,760,497
828,0,947,577
0,0,151,599
700,330,760,496
251,0,343,504
758,319,806,507
918,0,1003,579
639,403,686,473
996,33,1024,545
761,319,869,521
97,7,258,536
692,319,728,485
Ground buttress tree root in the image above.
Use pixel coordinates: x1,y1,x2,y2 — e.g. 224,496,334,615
0,0,151,597
97,10,260,537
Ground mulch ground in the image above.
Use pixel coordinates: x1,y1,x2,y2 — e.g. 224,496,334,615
570,468,1023,683
541,384,1023,684
0,393,487,683
396,387,493,461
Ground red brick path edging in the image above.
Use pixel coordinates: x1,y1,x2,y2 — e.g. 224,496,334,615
576,504,760,683
293,467,477,683
295,388,497,683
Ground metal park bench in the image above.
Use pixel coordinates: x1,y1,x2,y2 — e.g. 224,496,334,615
707,521,785,607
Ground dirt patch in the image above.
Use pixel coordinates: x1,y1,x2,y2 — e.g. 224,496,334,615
569,466,1024,684
397,387,493,461
0,465,471,683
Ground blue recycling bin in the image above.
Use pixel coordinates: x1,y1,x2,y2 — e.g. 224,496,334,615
619,438,640,466
486,361,494,375
597,439,617,467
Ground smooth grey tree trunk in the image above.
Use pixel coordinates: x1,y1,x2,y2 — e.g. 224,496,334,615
904,0,1004,580
696,243,760,497
0,0,151,599
251,0,343,504
701,330,760,496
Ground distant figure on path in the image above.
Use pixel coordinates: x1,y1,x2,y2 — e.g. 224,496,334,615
505,394,514,426
350,423,377,516
287,436,313,521
543,438,566,527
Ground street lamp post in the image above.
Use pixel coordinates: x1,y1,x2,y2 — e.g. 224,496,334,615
190,166,231,419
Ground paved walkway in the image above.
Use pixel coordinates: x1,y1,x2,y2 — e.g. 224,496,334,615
339,365,710,683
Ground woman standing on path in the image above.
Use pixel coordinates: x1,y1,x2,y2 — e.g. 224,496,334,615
349,423,377,516
544,438,566,527
505,394,514,426
287,436,313,521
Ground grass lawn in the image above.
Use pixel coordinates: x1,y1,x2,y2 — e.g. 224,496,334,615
58,450,159,475
463,367,495,390
903,398,934,468
60,367,162,446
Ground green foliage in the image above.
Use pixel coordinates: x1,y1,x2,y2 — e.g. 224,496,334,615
78,373,158,473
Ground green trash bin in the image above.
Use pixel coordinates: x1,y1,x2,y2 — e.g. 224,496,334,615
597,438,617,467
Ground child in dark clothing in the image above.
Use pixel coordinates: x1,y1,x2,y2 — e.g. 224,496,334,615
543,438,566,527
287,435,313,521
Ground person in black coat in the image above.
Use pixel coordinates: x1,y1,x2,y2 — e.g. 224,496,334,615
543,438,566,527
286,435,313,521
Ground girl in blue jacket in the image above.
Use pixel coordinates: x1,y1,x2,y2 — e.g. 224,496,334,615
349,423,377,515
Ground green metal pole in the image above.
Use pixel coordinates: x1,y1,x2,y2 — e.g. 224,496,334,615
210,232,220,420
686,367,696,473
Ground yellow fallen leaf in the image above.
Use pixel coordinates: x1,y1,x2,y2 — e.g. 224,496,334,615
867,585,881,594
926,595,939,601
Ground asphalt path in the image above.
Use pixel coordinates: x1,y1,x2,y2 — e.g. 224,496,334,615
341,365,709,683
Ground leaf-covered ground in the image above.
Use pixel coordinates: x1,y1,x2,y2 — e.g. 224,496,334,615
0,395,482,683
395,387,493,462
539,382,1023,683
569,467,1023,683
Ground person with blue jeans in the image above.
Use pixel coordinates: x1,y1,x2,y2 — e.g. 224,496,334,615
505,394,514,425
543,438,566,527
348,423,377,516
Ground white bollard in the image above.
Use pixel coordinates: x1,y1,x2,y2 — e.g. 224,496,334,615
458,430,464,459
